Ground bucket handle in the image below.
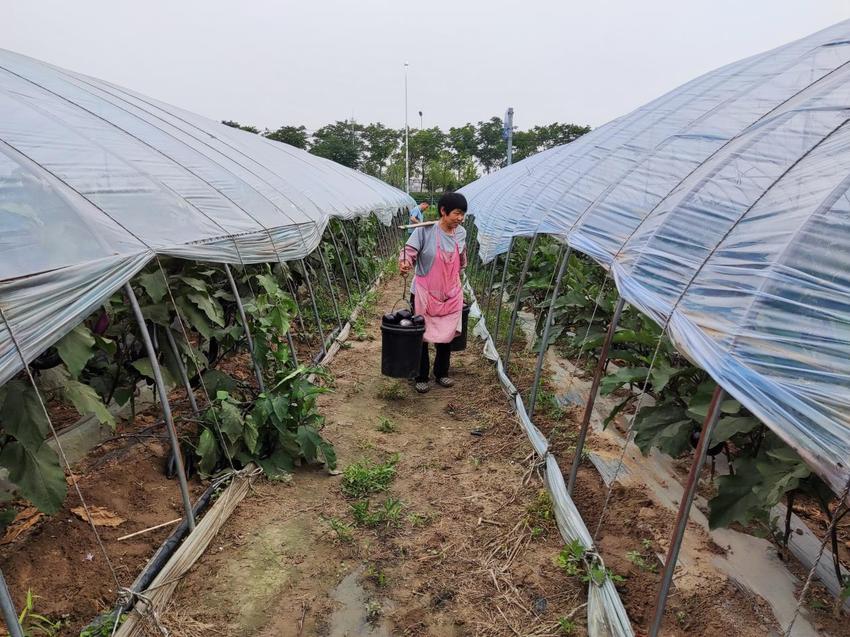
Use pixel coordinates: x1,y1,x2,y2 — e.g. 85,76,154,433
391,273,412,313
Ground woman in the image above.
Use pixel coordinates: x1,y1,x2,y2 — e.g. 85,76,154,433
399,192,467,393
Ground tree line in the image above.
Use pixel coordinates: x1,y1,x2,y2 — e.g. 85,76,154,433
222,117,591,192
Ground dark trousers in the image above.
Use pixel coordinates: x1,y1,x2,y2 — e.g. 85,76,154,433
411,293,452,382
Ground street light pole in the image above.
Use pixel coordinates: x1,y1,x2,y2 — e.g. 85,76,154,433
419,110,423,130
404,62,410,194
506,107,514,166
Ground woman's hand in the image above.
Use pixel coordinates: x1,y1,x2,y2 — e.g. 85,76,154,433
399,260,413,275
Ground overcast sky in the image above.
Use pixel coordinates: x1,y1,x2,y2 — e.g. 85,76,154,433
3,1,849,133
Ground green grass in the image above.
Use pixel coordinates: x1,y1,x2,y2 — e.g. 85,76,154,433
376,381,407,401
325,517,354,543
341,455,399,498
350,497,404,528
376,417,398,433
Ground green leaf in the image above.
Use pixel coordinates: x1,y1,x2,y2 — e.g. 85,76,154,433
0,442,67,514
201,370,237,396
177,276,209,292
218,401,244,443
138,272,167,303
708,462,763,529
632,403,692,456
187,292,224,327
317,436,337,470
296,425,319,463
175,297,213,340
710,416,761,446
257,449,294,479
93,333,117,356
243,417,259,454
686,380,716,419
56,325,96,378
113,387,134,407
271,395,291,425
0,508,16,533
140,303,171,326
603,394,634,429
63,380,115,428
131,358,177,388
600,367,649,395
649,361,678,393
687,381,742,420
196,428,220,477
754,448,811,506
255,273,281,296
1,381,49,452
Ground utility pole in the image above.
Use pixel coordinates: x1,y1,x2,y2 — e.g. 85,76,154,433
404,62,410,193
505,107,514,166
419,110,423,130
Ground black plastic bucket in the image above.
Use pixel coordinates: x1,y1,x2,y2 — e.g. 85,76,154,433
450,304,472,352
381,322,426,378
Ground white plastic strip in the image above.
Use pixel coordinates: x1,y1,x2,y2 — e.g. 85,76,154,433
469,279,634,637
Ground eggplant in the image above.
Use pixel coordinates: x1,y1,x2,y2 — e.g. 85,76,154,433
396,309,413,320
399,319,413,327
412,315,426,326
165,442,196,479
383,312,398,324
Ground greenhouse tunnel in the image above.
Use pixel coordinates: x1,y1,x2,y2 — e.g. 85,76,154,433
0,46,413,637
3,16,850,637
460,17,850,636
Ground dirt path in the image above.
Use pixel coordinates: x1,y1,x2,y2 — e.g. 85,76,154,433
165,280,583,636
160,277,788,637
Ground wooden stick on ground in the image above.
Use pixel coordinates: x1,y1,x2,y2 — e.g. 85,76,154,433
117,518,182,542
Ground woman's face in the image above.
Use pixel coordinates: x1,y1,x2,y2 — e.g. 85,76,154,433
442,208,466,229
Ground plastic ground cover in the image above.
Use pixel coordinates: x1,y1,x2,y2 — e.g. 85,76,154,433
461,20,850,499
0,48,413,386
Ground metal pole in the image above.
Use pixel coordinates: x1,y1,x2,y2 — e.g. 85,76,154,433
164,327,199,416
224,264,265,393
492,238,515,348
404,62,410,193
284,276,306,334
328,225,352,305
483,258,499,322
650,387,726,637
505,233,537,367
340,221,363,295
125,283,195,531
566,296,626,495
317,244,343,331
529,244,570,418
506,107,514,166
0,569,23,637
300,258,326,356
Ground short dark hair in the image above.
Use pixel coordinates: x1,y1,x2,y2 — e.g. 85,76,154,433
437,192,468,216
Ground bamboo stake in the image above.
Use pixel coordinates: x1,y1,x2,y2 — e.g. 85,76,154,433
117,518,182,542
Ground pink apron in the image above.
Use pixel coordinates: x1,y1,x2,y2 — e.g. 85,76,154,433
414,229,463,344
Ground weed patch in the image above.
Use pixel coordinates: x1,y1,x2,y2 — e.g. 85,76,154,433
341,455,398,498
376,381,407,401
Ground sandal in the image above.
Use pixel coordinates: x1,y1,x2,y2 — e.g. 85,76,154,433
415,382,431,393
436,377,454,388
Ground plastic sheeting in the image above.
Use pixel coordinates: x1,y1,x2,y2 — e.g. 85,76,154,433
467,287,633,637
0,48,413,386
461,20,850,499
